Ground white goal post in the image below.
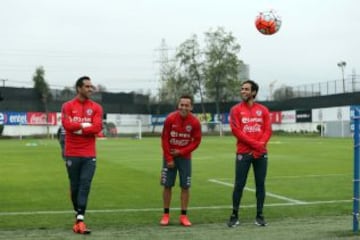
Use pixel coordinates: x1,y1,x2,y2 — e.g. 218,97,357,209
105,119,142,139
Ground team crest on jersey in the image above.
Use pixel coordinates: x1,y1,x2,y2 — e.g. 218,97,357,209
185,125,192,132
86,109,93,116
256,110,262,116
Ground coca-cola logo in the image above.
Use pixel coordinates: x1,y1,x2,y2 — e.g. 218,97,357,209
29,114,47,124
27,112,57,125
243,125,261,133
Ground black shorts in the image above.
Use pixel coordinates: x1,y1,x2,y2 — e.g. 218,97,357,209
160,157,192,188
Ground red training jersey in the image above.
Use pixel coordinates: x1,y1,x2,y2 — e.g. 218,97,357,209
161,111,202,163
230,102,272,157
61,97,103,157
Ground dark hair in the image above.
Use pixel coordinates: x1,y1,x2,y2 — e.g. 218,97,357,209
242,80,259,98
75,76,91,92
179,94,194,105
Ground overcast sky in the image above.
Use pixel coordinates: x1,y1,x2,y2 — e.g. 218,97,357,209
0,0,358,100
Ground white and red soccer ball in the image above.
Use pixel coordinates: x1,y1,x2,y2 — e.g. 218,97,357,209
255,10,281,35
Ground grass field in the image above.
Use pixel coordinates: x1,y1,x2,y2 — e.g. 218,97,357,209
0,135,358,239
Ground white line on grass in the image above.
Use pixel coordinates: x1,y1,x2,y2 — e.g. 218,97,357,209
267,173,349,179
208,179,307,204
0,200,351,216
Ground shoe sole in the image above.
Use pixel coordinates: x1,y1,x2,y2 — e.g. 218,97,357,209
227,221,239,228
74,231,91,234
254,221,267,227
180,223,192,227
73,229,91,234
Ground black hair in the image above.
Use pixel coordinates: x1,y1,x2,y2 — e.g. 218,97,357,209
179,94,194,105
75,76,91,92
242,80,259,98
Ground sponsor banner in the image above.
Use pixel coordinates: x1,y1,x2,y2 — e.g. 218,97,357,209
281,110,296,123
27,112,57,125
5,112,27,125
296,109,312,123
0,112,5,125
195,113,212,123
151,114,168,126
270,111,282,124
213,113,230,124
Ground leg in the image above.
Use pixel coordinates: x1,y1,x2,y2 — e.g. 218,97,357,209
65,157,81,212
76,157,96,217
232,154,252,212
177,158,192,226
180,188,189,211
163,187,172,209
160,159,177,210
177,158,191,212
252,154,268,216
160,159,176,225
228,153,252,227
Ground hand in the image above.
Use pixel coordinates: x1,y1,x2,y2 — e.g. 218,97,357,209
253,152,265,159
167,161,175,169
170,149,180,157
73,129,82,135
254,141,266,153
81,122,92,128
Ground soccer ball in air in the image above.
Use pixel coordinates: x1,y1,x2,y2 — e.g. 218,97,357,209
255,10,281,35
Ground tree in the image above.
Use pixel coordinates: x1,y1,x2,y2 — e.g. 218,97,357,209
60,86,75,101
176,34,208,121
32,66,52,137
156,39,192,106
158,62,190,106
203,27,242,120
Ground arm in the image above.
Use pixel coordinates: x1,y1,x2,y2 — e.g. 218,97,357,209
81,104,103,136
177,120,202,156
161,117,173,163
253,107,272,158
258,108,272,145
61,103,82,132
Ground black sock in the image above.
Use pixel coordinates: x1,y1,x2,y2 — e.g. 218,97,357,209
232,209,238,217
181,210,187,215
164,208,169,214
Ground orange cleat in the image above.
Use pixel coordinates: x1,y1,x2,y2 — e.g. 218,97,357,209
160,213,170,226
179,215,192,227
73,221,91,234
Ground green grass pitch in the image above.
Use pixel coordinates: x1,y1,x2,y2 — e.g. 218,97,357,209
0,136,358,239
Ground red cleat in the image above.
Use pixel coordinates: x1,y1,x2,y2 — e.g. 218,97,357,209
160,213,170,226
179,215,192,227
73,221,91,234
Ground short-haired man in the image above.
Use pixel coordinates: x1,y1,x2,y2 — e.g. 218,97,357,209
160,95,202,227
227,80,272,227
61,76,103,234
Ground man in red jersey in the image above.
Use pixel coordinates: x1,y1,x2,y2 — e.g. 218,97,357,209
227,80,272,228
61,76,103,234
159,95,202,227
